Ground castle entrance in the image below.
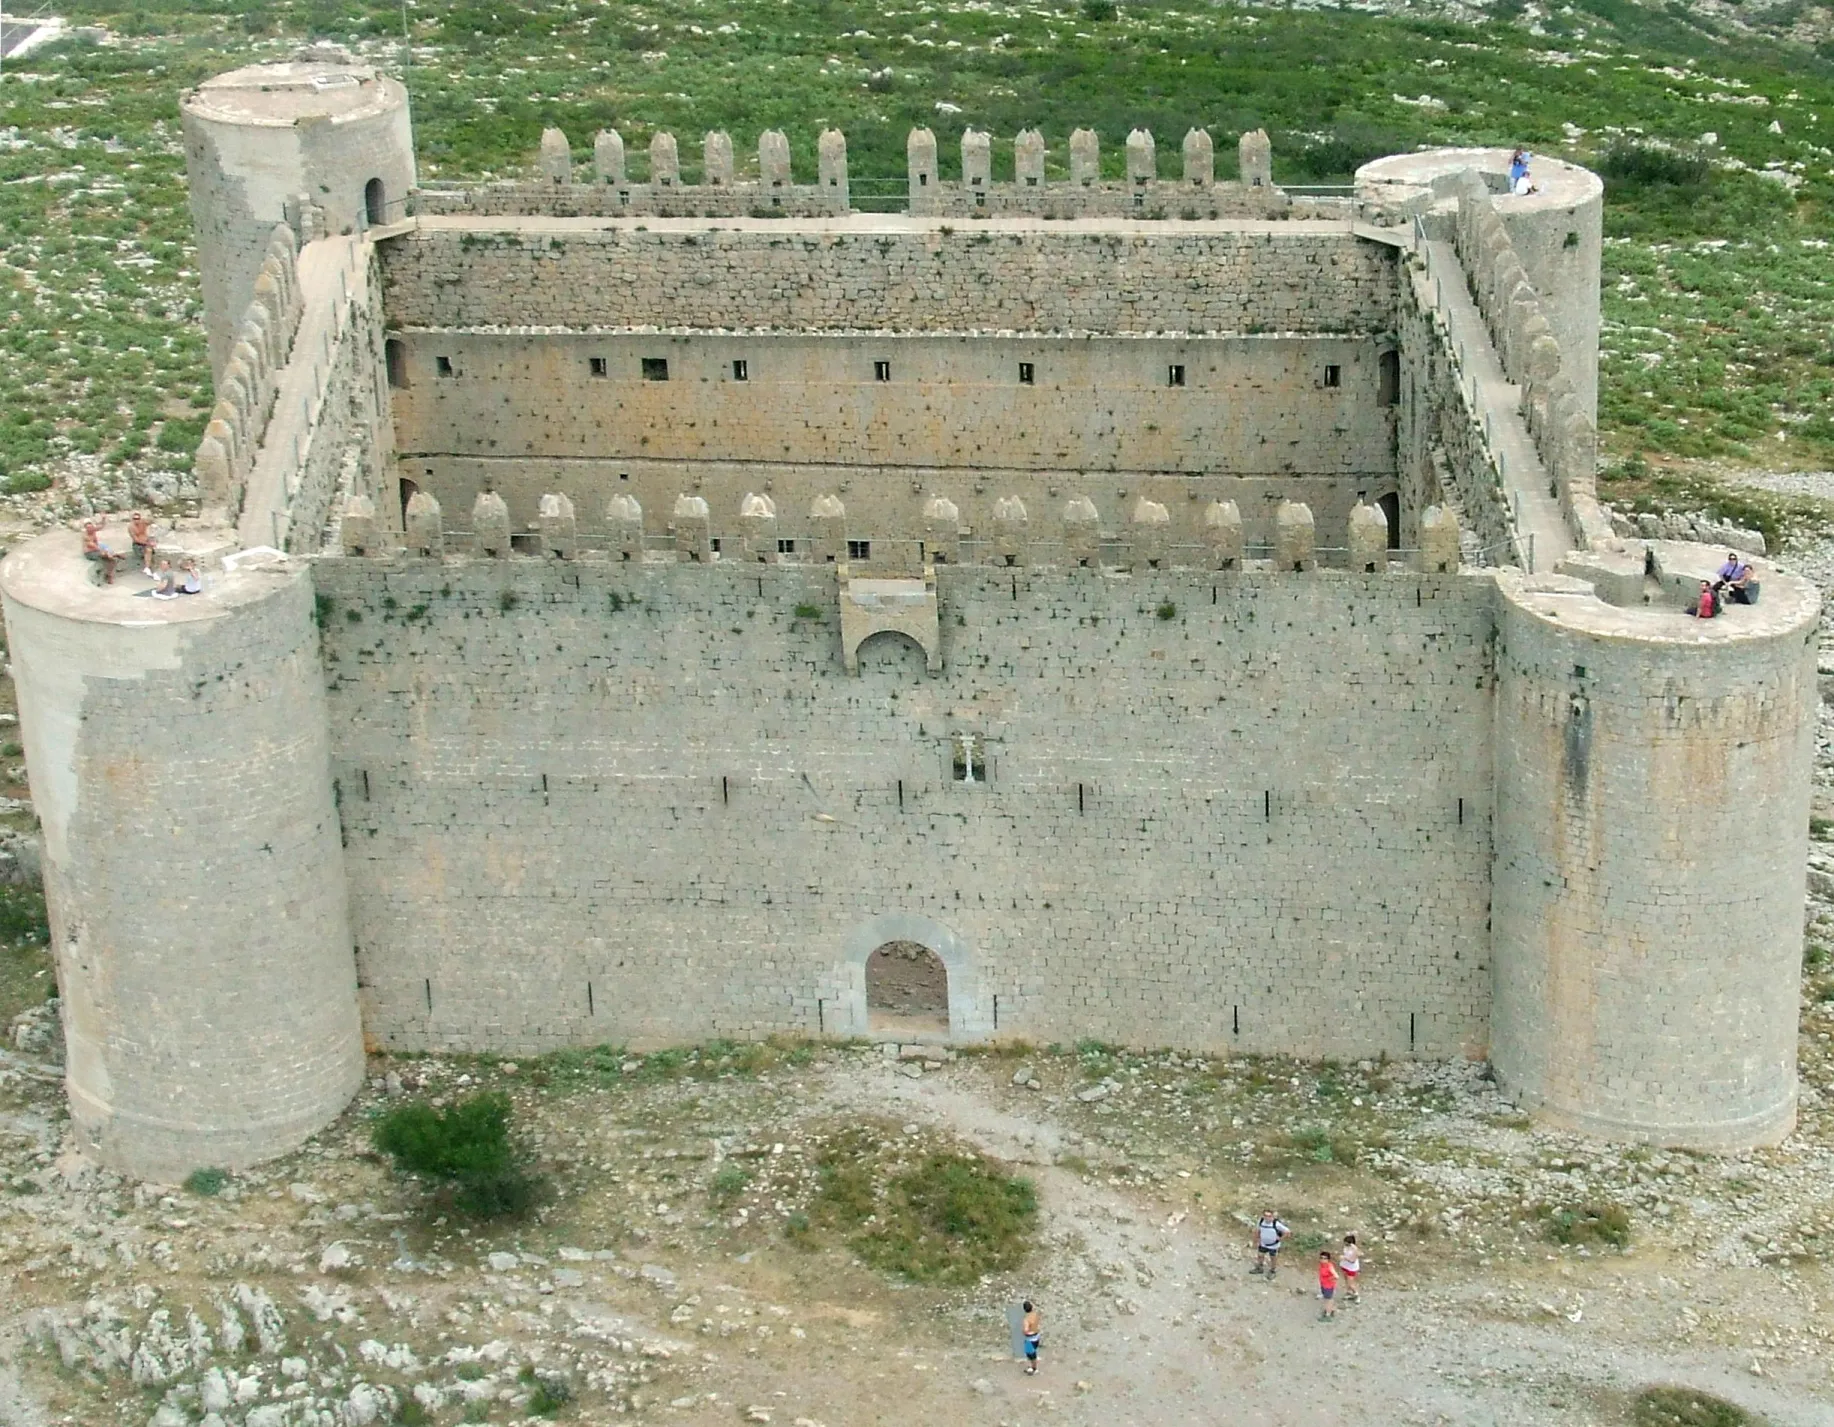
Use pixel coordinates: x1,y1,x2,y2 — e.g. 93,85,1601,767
865,940,949,1037
840,912,984,1042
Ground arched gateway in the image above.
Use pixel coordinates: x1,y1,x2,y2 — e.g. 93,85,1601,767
838,912,990,1041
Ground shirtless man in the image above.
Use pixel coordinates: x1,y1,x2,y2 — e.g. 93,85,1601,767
82,522,120,584
128,511,157,577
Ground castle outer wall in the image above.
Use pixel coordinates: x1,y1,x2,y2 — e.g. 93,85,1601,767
313,559,1497,1060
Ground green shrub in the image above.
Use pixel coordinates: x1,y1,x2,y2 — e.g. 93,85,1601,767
1539,1200,1631,1249
519,1366,573,1417
184,1167,228,1196
372,1092,544,1219
0,742,21,759
0,887,49,946
793,603,823,620
499,590,519,612
1081,0,1117,19
3,473,52,495
708,1164,751,1205
1156,601,1177,621
1631,1385,1763,1427
1597,143,1711,191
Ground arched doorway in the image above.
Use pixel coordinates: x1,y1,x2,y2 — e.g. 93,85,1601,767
1377,492,1401,550
364,177,386,227
865,940,949,1036
398,476,419,528
839,912,986,1041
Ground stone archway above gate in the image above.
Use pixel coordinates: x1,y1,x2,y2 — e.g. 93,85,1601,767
839,572,941,674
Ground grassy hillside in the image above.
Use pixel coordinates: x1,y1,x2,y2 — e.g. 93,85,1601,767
2,0,1832,508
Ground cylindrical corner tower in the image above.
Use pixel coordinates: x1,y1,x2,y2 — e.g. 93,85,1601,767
0,534,362,1181
182,52,415,380
1491,560,1819,1149
1354,148,1603,421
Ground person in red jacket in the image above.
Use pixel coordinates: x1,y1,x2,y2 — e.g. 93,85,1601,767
1317,1250,1339,1322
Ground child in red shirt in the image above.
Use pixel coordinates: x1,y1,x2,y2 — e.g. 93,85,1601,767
1317,1250,1338,1321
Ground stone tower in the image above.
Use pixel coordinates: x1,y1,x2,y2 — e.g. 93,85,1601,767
181,48,416,381
0,542,362,1181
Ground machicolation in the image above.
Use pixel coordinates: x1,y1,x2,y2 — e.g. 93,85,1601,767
0,52,1817,1182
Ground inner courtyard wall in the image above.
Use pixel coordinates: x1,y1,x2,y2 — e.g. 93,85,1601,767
376,220,1398,335
311,557,1498,1062
388,330,1399,551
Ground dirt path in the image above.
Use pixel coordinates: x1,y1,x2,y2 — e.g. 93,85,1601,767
823,1063,1833,1427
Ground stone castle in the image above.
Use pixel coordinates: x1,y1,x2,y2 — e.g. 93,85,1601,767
0,51,1817,1182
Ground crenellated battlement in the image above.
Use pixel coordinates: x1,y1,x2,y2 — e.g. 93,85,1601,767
410,122,1354,222
336,488,1466,576
414,125,853,219
193,225,303,520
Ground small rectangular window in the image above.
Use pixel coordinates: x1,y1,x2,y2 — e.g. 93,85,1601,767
732,359,749,381
777,537,796,555
641,357,669,381
1167,364,1185,388
436,355,454,378
873,360,891,383
589,356,608,378
847,539,871,561
975,192,987,207
951,733,986,784
1324,364,1342,388
709,537,722,554
1019,362,1035,385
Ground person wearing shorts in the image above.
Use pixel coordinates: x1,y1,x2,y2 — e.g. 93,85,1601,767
1339,1233,1361,1303
1317,1251,1338,1321
1021,1300,1041,1374
1250,1210,1289,1279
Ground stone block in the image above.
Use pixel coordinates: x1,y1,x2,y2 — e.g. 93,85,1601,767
1347,501,1388,573
1416,504,1460,574
739,491,778,562
594,129,626,185
672,493,712,562
1202,500,1243,569
1274,499,1315,571
473,492,511,557
538,128,571,185
405,490,444,557
1061,495,1101,566
1182,128,1213,187
341,494,378,556
538,492,578,558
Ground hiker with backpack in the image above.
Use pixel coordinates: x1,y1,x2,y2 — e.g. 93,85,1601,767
1250,1209,1290,1280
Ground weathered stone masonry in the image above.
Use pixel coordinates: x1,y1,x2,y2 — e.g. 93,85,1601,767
313,560,1496,1062
0,55,1819,1181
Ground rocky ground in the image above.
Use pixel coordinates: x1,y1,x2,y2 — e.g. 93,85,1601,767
2,1015,1833,1427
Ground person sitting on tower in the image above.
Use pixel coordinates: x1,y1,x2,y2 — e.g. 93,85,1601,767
81,522,120,584
1714,551,1758,605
